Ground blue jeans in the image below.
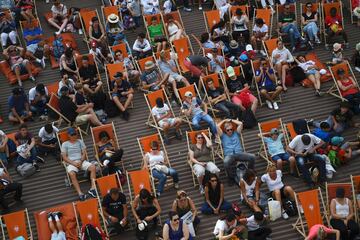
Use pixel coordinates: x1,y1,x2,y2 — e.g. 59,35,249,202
16,147,37,166
201,200,231,214
152,168,179,194
30,99,48,115
192,113,217,136
303,22,319,41
0,152,8,166
314,116,346,134
281,23,301,48
296,154,326,184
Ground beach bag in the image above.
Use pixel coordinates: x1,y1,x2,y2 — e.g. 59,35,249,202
268,198,282,221
16,163,36,178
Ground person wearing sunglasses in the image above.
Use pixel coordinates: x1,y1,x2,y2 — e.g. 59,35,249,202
189,132,220,194
113,49,140,87
301,2,321,44
217,119,255,186
163,211,192,240
201,174,231,215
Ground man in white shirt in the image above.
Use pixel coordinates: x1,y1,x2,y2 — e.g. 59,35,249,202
213,213,243,239
132,33,152,59
37,123,60,159
286,133,326,188
238,211,272,239
28,83,49,120
151,98,182,144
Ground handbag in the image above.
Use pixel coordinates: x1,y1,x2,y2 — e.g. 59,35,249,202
154,164,169,174
267,198,282,221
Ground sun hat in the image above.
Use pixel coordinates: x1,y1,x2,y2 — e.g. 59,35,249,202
333,43,342,52
144,61,155,70
184,91,193,97
107,13,119,23
229,40,239,49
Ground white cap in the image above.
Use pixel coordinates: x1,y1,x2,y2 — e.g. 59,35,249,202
184,91,193,97
206,53,214,60
246,44,253,51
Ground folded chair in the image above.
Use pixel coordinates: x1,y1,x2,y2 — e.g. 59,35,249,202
45,33,78,69
126,169,156,203
263,37,279,59
186,129,217,187
0,209,32,240
293,188,329,238
34,203,78,240
325,182,352,216
203,10,221,33
200,73,227,117
276,3,297,42
301,52,332,87
161,10,187,39
73,198,108,238
79,9,100,43
300,2,322,38
327,61,359,101
351,175,360,222
258,118,286,166
251,58,282,106
171,36,194,74
90,122,124,171
253,8,273,38
321,1,344,46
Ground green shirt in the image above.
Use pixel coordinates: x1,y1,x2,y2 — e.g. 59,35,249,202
148,23,164,43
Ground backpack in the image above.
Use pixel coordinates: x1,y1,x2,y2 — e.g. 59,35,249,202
290,66,306,84
234,162,248,184
104,98,119,118
53,37,65,59
282,200,298,217
81,224,106,240
16,163,36,178
292,119,308,135
241,108,257,129
123,14,136,30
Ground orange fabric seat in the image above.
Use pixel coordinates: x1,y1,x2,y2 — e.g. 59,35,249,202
0,60,41,85
301,52,332,87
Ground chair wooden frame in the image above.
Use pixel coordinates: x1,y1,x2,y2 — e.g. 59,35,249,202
171,36,194,74
253,8,273,38
351,175,360,222
0,209,32,240
186,129,217,187
293,188,329,238
161,10,187,40
325,182,353,219
327,60,359,101
321,1,344,46
203,10,221,33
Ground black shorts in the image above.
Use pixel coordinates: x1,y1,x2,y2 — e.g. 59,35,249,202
270,186,287,199
261,84,277,92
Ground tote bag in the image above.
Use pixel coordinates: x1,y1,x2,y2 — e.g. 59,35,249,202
268,198,281,221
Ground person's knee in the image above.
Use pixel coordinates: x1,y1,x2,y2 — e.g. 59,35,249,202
88,164,96,172
128,93,134,99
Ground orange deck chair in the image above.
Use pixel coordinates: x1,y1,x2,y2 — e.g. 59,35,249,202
126,169,156,202
73,198,108,237
161,10,186,39
321,1,344,46
300,52,331,87
172,37,194,74
258,118,286,166
276,3,297,38
300,3,322,36
47,93,69,126
136,55,157,74
200,73,227,117
251,58,281,106
325,182,353,216
328,61,359,101
144,88,178,131
79,9,99,42
46,33,78,69
203,10,221,32
46,82,59,96
20,19,43,47
105,62,127,94
95,173,123,199
109,42,131,60
186,129,216,186
351,175,360,222
75,54,101,82
102,5,121,26
253,8,273,38
293,189,329,238
0,209,32,240
177,84,203,129
263,37,279,59
144,14,163,43
34,203,78,240
229,6,249,35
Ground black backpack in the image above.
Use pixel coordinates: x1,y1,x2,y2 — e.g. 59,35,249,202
290,66,306,84
283,200,298,217
242,108,257,129
81,224,106,240
292,119,308,135
104,98,119,118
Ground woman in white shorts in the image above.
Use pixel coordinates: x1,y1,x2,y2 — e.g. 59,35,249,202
189,132,220,194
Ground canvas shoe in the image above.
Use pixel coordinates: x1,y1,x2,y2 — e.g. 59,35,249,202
273,102,279,110
282,210,289,220
88,189,97,198
266,100,273,109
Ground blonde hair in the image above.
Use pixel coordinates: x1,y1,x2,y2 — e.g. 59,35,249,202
317,226,326,239
266,164,277,173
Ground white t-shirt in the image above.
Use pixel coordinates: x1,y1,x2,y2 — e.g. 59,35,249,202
253,24,269,33
271,47,294,65
163,0,172,14
261,170,284,192
298,60,315,72
0,168,5,176
145,151,165,169
38,126,59,142
151,104,170,121
51,4,67,17
288,134,322,153
28,86,49,102
58,79,76,96
213,219,237,236
246,215,263,231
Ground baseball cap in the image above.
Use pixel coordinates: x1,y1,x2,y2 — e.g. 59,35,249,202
226,66,236,79
184,91,193,98
331,136,344,146
67,127,76,136
246,44,253,52
239,54,248,62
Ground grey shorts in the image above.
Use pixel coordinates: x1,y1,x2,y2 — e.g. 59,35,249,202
11,59,30,72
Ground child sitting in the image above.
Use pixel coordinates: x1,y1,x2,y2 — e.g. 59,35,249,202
331,43,344,65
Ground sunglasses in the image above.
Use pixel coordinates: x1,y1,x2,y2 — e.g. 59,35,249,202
306,5,312,8
226,128,233,132
173,218,179,222
70,133,77,136
285,7,290,10
197,136,204,139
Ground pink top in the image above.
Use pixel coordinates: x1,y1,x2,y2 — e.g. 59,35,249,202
307,224,333,239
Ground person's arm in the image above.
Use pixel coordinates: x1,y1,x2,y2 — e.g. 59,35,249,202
255,70,263,83
346,199,355,221
28,136,36,151
306,138,324,154
61,149,76,166
133,40,142,52
286,49,294,63
201,101,208,115
216,119,227,136
255,178,261,203
301,15,306,26
188,198,198,220
143,40,152,52
189,149,201,165
267,69,276,81
11,107,22,123
148,198,161,220
61,58,77,73
122,202,128,223
337,80,353,91
239,180,249,203
182,221,190,240
131,196,142,223
203,132,212,148
142,154,149,169
233,119,243,134
204,186,216,211
0,135,8,149
218,228,238,240
80,147,87,163
217,184,224,210
162,223,170,240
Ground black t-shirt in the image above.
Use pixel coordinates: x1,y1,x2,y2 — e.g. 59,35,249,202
102,192,126,218
208,87,224,99
79,65,97,81
112,80,132,95
75,92,87,106
227,77,244,93
188,55,208,67
302,12,317,22
330,108,353,124
279,13,296,24
59,95,78,122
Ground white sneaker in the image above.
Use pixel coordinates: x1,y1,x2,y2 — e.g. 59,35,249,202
355,67,360,73
298,204,304,214
174,183,179,189
282,210,289,220
260,50,267,57
198,6,203,10
45,0,49,3
40,57,46,68
184,7,192,12
55,31,60,35
266,100,273,109
199,185,205,195
78,29,83,35
273,102,279,110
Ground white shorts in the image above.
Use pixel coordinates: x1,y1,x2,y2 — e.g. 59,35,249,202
168,74,184,83
158,118,177,128
51,231,66,240
193,162,220,177
66,160,92,173
75,114,88,125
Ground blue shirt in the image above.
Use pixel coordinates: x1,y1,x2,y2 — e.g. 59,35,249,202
8,94,27,114
312,128,332,143
255,68,275,87
221,131,243,156
23,27,43,46
263,133,285,157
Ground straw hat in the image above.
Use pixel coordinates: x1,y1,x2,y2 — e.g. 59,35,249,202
144,61,155,70
107,13,119,23
229,40,239,49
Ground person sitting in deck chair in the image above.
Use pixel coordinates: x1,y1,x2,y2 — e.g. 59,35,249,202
61,127,97,201
47,211,66,240
305,224,340,240
48,0,69,35
28,83,49,120
0,11,17,48
181,91,217,137
255,58,283,110
325,7,349,48
132,32,152,59
102,188,128,234
295,55,323,96
113,50,140,86
152,98,182,144
37,123,60,160
0,166,23,212
78,55,103,95
217,119,255,185
111,72,134,121
336,68,360,114
141,61,167,92
251,18,269,57
8,87,33,124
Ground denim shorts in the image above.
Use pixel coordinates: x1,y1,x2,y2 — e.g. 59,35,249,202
272,152,290,162
306,69,317,76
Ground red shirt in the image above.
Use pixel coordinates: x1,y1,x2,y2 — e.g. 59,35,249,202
339,78,359,97
325,15,342,27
